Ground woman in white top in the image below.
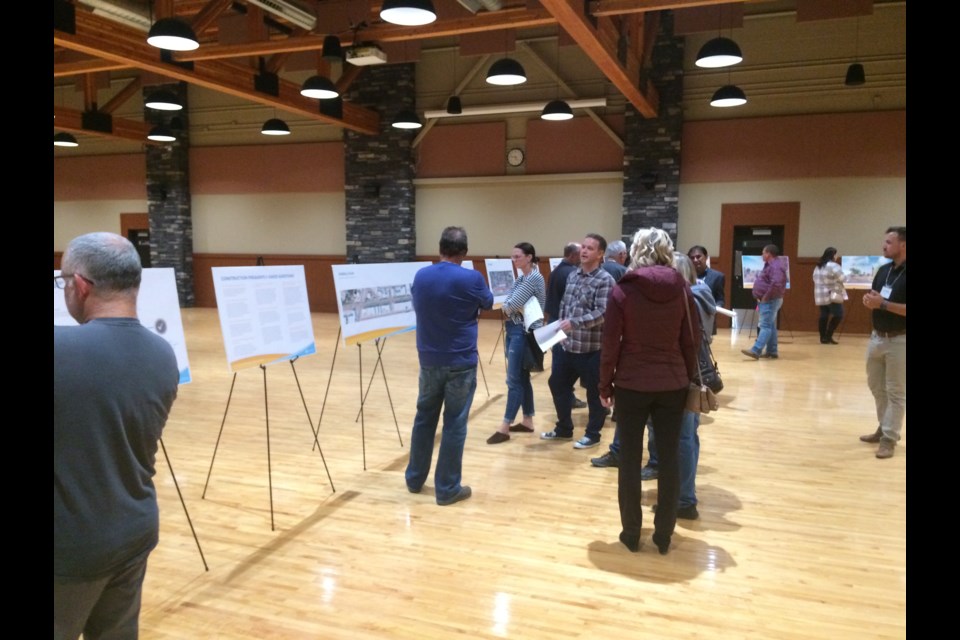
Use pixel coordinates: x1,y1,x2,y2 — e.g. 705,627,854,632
812,247,846,344
487,242,545,444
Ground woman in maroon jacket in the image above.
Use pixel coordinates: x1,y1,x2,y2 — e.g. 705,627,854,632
599,227,700,555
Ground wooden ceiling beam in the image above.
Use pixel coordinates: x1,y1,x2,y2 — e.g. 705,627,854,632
54,10,379,135
175,6,557,62
54,105,157,144
588,0,742,17
540,0,658,118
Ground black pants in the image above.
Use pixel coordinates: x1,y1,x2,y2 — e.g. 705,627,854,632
616,386,687,544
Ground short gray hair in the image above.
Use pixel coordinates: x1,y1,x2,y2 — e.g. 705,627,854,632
629,227,675,268
605,240,627,259
63,232,142,292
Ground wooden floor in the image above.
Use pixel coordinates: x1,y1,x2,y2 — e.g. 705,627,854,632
141,309,906,639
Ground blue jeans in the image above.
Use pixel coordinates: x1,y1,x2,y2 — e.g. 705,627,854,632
642,413,699,508
548,348,605,440
751,297,784,355
405,365,477,503
866,333,906,442
503,323,534,423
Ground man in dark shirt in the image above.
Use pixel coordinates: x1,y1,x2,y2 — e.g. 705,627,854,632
545,242,585,408
859,226,907,459
55,232,180,639
688,245,725,333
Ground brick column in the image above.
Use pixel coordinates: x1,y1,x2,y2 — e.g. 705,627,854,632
144,81,194,306
622,12,685,245
342,63,417,263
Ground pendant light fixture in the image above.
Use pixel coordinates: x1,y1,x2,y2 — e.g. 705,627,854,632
54,131,79,147
696,6,742,69
486,57,526,86
696,37,742,68
845,18,866,86
392,110,422,129
541,99,573,121
322,35,343,63
710,84,747,108
380,0,437,27
145,89,183,111
147,124,177,142
261,117,291,136
146,17,199,51
446,53,462,114
301,75,339,100
541,40,572,121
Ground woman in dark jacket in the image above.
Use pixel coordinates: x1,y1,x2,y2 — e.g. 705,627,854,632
599,228,700,555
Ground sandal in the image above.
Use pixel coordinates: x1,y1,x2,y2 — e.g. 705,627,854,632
508,424,534,433
486,431,510,445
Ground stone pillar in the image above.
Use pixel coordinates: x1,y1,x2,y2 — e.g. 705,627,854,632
621,12,685,245
144,81,194,306
343,63,417,263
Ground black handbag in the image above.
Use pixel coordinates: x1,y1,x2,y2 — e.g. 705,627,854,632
698,339,724,394
522,331,544,372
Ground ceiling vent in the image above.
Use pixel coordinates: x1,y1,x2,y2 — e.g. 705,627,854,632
346,45,388,66
246,0,317,31
454,0,503,13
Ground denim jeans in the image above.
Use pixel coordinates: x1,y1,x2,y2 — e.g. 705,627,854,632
866,333,906,442
645,412,699,507
751,297,784,355
405,365,477,503
503,322,534,423
548,348,605,440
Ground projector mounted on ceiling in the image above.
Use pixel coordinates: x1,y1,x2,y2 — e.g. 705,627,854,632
246,0,317,31
346,45,388,66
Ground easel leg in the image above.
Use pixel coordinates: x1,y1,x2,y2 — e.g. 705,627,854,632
262,365,275,532
202,372,237,499
159,438,209,571
288,359,335,493
353,338,403,446
489,318,505,364
358,344,366,471
314,328,341,448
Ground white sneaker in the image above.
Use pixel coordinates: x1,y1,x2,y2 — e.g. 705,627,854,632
573,436,600,449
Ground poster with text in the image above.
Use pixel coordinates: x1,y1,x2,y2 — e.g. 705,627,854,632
332,262,431,346
54,268,192,384
841,255,891,289
741,255,791,290
484,258,516,305
212,265,316,372
549,257,562,272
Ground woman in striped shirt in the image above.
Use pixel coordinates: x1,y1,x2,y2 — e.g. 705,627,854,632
487,242,546,444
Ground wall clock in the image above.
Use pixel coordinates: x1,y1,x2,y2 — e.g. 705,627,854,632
507,147,525,167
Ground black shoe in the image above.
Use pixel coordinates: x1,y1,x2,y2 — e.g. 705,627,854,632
619,532,640,552
572,397,587,409
860,427,883,443
762,352,779,359
677,505,700,520
591,451,619,468
652,532,670,555
437,486,472,506
640,466,659,481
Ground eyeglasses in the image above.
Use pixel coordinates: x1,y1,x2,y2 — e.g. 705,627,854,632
54,273,96,289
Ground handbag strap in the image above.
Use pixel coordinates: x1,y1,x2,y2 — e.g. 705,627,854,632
682,288,706,386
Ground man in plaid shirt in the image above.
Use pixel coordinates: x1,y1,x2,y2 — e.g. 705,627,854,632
542,233,616,449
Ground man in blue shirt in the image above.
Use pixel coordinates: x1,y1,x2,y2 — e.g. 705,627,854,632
405,226,493,505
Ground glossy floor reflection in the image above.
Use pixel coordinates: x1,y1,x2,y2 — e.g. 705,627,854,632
139,310,905,639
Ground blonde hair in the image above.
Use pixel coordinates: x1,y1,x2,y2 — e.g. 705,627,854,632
629,227,675,268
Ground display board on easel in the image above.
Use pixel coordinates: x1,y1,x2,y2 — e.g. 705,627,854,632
211,265,317,371
841,256,890,289
740,255,791,289
54,267,193,384
331,262,432,346
484,258,515,306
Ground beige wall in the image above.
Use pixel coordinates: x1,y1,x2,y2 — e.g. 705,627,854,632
415,173,624,257
54,200,148,250
191,193,346,255
676,177,907,257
